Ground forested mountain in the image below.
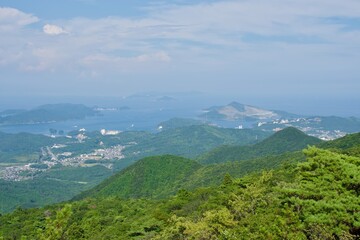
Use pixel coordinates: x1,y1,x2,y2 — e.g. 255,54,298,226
1,147,359,239
78,151,305,201
76,155,202,200
198,127,322,164
124,125,270,159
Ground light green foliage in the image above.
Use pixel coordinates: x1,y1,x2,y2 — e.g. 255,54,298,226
40,204,72,240
279,147,360,238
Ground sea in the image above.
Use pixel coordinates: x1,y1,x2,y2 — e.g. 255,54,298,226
0,93,359,135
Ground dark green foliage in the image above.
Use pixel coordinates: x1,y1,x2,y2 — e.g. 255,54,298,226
198,127,322,164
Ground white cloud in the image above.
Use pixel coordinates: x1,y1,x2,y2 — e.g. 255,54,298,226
0,7,38,31
0,1,359,96
43,24,68,35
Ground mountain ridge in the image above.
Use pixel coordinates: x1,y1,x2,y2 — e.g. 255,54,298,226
197,127,322,164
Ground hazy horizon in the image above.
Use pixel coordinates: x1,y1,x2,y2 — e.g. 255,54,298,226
0,92,359,118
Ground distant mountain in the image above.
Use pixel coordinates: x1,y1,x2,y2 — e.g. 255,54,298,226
198,127,322,164
200,101,298,121
0,103,97,125
76,155,201,200
123,124,271,159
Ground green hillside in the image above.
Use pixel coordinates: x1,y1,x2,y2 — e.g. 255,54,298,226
124,124,270,159
182,151,305,190
1,147,359,239
77,128,359,202
319,132,360,149
0,132,62,163
77,151,304,201
77,155,202,200
198,127,322,164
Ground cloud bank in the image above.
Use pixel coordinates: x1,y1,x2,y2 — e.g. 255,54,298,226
0,7,38,31
0,1,359,96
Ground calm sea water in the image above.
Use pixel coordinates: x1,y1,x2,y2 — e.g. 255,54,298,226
0,94,359,135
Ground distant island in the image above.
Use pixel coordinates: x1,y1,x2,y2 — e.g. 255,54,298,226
200,101,299,121
200,101,360,140
0,103,98,125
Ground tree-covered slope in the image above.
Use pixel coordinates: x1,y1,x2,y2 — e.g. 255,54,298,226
76,151,305,202
124,124,271,158
1,147,359,239
77,155,202,200
319,132,360,150
198,127,322,164
182,151,305,190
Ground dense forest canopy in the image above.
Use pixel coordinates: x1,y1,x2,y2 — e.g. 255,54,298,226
1,145,359,239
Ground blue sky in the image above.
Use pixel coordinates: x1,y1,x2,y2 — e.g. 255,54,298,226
0,0,359,100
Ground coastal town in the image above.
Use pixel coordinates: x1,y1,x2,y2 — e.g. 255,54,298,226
256,117,347,140
0,130,127,181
